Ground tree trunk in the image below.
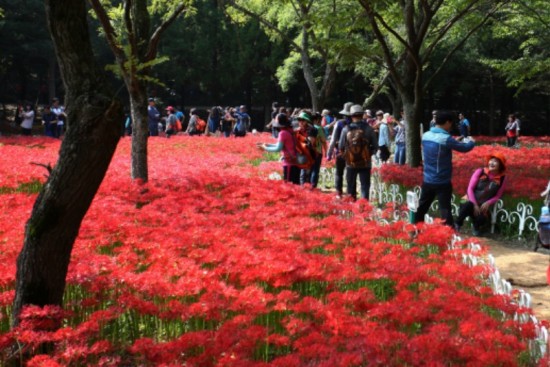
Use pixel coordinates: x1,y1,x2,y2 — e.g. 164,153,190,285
400,57,423,168
403,98,422,167
128,84,149,182
299,29,320,111
12,0,122,326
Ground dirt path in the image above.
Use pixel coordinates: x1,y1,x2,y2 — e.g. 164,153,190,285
480,238,550,321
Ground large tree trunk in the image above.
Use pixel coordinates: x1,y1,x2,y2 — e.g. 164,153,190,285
12,0,122,326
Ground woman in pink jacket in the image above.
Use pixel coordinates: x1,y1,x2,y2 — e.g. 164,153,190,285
455,152,507,236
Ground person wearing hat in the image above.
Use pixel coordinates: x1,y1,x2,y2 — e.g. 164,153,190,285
338,104,378,200
454,152,507,236
295,111,318,185
164,106,179,138
414,110,475,227
147,98,160,136
327,102,353,198
309,112,327,188
258,113,300,185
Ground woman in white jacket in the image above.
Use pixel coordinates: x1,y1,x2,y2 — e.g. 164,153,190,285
19,104,35,136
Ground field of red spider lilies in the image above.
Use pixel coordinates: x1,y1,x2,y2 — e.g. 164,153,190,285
0,135,548,366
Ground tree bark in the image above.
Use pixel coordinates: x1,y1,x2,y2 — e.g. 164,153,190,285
129,86,149,181
12,0,122,326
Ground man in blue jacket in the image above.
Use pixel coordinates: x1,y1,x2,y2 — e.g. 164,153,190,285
415,110,475,226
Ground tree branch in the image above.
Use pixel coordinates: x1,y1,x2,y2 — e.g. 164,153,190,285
87,0,125,60
225,0,302,52
424,3,505,90
358,0,405,93
422,0,483,63
146,3,189,61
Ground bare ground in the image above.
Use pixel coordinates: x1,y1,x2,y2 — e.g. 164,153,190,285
477,237,550,321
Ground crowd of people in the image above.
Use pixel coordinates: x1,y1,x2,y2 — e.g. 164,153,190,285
13,98,66,137
259,102,408,200
5,96,520,235
258,105,508,236
142,99,252,138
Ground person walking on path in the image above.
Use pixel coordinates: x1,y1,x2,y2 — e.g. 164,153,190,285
327,102,353,198
454,152,507,236
258,113,300,185
414,110,475,226
338,104,378,201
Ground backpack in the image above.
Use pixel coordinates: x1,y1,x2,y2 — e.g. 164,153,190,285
196,117,206,133
343,127,371,168
294,132,315,169
168,115,181,132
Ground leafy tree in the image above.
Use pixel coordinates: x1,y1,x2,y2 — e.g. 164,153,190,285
12,0,123,333
88,0,191,182
224,0,357,111
155,0,286,121
482,0,550,96
0,0,56,104
357,0,509,167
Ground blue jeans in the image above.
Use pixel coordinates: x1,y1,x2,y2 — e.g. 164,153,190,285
346,167,371,200
148,122,159,136
208,118,220,133
394,142,406,165
415,182,454,226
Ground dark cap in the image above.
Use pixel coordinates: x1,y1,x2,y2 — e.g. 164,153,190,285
272,113,290,128
148,98,155,102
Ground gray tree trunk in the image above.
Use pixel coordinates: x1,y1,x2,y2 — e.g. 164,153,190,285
12,0,122,328
129,89,149,181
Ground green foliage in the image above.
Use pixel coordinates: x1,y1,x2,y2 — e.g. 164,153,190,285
275,52,301,92
480,0,550,95
0,180,43,195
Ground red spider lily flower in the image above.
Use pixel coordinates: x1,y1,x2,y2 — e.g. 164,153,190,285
27,355,63,367
0,135,545,365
